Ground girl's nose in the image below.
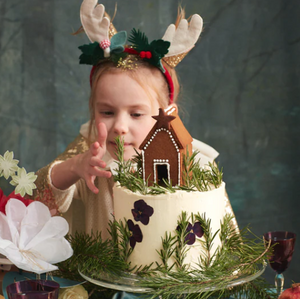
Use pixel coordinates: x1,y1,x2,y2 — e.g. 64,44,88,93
113,115,129,135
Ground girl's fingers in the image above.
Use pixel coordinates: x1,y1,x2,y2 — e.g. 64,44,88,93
89,167,112,178
84,122,110,193
90,156,106,168
86,175,99,194
96,122,107,150
90,141,100,156
86,169,111,194
90,123,107,157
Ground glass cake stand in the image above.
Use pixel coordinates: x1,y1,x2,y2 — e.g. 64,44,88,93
78,262,266,294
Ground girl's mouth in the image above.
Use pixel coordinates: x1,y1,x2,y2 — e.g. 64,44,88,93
109,141,132,147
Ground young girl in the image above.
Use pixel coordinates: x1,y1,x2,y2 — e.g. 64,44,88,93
33,0,237,238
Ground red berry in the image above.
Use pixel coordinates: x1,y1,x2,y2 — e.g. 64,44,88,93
146,51,152,59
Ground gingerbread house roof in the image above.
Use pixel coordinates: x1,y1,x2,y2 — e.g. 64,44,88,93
139,108,193,150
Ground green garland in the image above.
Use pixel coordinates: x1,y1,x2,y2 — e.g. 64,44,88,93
78,28,170,72
55,214,275,299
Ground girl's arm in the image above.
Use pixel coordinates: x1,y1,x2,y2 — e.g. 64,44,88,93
51,123,111,194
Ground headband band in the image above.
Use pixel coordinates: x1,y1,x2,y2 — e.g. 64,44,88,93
89,48,175,104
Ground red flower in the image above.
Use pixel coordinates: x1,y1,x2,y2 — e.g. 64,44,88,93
0,189,34,215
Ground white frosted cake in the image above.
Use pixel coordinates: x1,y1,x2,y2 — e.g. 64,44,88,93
113,182,226,269
112,108,228,270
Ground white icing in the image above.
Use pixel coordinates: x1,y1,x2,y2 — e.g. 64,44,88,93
113,182,226,269
178,152,181,185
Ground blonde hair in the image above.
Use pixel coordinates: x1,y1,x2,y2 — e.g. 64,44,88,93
87,55,180,143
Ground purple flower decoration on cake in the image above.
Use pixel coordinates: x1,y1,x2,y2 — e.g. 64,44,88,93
127,219,143,249
177,222,204,245
131,199,154,225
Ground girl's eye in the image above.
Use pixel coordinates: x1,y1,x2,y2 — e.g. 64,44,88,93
100,111,113,116
131,113,143,118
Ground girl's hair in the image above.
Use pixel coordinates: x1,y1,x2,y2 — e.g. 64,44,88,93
87,56,180,142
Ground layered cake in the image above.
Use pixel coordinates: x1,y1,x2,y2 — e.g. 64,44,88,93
113,108,227,269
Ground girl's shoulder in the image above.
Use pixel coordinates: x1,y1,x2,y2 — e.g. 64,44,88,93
192,138,219,166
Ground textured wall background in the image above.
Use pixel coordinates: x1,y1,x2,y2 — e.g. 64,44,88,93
0,0,299,287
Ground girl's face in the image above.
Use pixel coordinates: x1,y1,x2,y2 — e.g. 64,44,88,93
94,71,163,161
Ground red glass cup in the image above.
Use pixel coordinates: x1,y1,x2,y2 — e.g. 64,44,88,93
263,231,296,297
6,280,60,299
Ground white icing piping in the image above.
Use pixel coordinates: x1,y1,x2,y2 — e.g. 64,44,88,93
178,152,181,185
141,150,145,182
165,106,176,115
142,128,179,151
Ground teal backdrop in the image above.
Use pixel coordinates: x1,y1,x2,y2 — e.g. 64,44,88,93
0,0,299,287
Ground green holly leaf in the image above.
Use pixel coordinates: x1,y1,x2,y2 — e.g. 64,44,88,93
78,42,104,65
110,52,128,64
150,39,170,57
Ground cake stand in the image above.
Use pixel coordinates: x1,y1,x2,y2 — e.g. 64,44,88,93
78,262,266,294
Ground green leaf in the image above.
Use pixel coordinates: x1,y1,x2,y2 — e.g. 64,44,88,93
78,42,99,55
128,28,150,51
110,31,127,54
150,39,170,56
111,31,127,49
110,52,128,64
78,42,104,65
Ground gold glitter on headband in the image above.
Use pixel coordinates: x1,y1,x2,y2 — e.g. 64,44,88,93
117,56,139,70
163,52,188,68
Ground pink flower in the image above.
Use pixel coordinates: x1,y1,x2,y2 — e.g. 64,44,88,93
0,188,33,215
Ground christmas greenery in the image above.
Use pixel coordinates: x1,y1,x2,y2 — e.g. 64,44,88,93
78,28,169,71
55,214,275,299
79,31,127,66
128,28,170,72
113,136,223,194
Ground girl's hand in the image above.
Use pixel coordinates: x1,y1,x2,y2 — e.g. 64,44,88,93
76,122,111,194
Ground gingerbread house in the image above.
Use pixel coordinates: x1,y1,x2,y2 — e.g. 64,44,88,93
139,107,193,187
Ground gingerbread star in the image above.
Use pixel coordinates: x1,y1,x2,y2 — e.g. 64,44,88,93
152,108,176,130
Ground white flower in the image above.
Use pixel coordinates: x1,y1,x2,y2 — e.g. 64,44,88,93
10,167,37,196
58,285,88,299
0,198,73,274
0,151,19,180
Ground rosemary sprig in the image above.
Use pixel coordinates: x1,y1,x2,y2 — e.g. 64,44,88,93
55,212,275,299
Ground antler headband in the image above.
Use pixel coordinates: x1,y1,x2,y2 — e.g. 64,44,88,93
78,0,203,104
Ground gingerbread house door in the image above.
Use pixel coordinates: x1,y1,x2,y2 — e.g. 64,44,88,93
153,160,170,187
